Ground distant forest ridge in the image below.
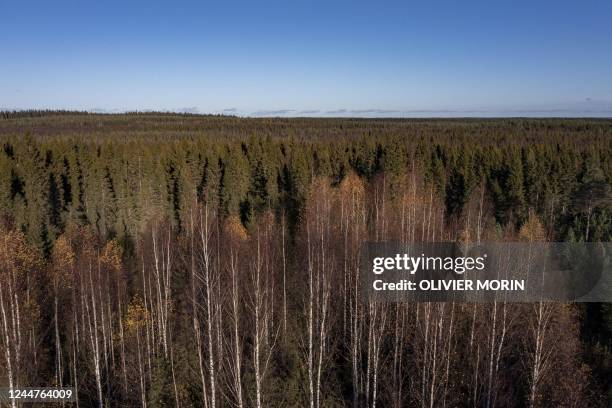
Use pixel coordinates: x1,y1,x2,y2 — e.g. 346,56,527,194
1,111,611,142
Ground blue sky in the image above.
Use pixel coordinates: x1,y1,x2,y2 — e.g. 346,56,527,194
2,0,612,117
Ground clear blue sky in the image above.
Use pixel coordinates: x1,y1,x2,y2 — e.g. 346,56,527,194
2,0,612,117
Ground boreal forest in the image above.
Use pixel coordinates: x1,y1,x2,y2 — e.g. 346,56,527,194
0,112,611,407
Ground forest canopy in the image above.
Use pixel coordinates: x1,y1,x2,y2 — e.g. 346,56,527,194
0,112,610,407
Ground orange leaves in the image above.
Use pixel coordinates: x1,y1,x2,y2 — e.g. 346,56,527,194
519,211,546,242
224,215,248,242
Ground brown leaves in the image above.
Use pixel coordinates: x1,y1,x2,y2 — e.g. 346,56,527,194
519,211,546,242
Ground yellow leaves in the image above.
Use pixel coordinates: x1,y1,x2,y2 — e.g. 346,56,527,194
0,227,41,281
100,239,123,272
125,294,148,333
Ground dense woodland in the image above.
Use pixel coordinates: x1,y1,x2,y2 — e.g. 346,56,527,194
0,112,611,407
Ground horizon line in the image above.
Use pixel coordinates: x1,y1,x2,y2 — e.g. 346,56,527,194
2,107,612,120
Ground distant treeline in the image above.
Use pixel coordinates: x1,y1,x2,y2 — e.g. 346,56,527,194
0,110,229,120
0,114,610,406
0,109,100,120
